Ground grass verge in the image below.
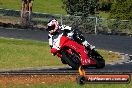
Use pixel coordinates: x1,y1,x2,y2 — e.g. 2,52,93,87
6,82,131,88
0,0,66,14
0,37,61,69
0,37,121,69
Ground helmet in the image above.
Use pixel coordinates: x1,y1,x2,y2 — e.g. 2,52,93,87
47,18,57,31
47,24,55,31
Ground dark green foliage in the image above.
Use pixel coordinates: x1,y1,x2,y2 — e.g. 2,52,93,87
109,0,132,20
98,1,112,11
62,0,97,17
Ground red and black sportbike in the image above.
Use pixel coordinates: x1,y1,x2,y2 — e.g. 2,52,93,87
49,26,105,69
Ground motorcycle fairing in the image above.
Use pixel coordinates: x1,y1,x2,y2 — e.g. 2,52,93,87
59,36,96,66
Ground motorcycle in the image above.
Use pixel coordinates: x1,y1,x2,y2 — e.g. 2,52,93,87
49,25,105,69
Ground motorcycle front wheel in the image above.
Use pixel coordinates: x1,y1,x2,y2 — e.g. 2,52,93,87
62,48,81,70
89,49,105,68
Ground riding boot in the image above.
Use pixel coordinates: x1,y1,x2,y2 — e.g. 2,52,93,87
82,40,95,50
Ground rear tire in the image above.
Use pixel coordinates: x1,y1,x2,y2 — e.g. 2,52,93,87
62,49,81,70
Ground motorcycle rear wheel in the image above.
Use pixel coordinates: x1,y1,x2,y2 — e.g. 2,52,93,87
62,48,81,70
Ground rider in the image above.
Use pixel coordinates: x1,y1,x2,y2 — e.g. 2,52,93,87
47,18,61,54
47,19,95,54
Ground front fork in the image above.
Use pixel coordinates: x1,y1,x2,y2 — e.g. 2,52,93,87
74,33,95,50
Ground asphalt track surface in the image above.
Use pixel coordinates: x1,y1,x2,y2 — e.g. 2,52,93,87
0,60,132,75
0,27,132,74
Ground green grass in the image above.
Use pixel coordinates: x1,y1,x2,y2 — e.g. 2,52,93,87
0,37,121,69
0,38,62,69
0,0,66,14
2,81,132,88
98,11,110,18
98,49,121,63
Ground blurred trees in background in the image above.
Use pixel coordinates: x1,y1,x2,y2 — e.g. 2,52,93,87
98,0,113,11
62,0,97,17
110,0,132,20
62,0,132,20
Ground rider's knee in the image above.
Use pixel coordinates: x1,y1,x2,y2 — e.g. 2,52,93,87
50,48,58,54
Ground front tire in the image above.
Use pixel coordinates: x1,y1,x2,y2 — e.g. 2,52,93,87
89,49,105,68
96,59,105,68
